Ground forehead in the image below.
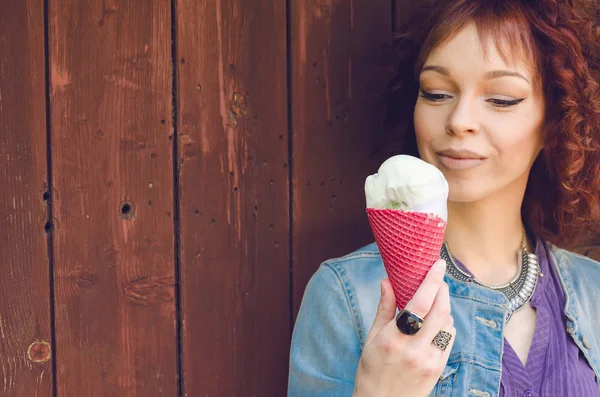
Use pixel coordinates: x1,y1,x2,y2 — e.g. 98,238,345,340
423,22,537,81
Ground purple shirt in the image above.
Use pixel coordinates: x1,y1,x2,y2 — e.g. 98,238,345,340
453,239,600,396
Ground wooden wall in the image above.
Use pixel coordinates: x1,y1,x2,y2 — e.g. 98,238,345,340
0,1,598,396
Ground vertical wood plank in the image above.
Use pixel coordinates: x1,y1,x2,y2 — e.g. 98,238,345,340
49,1,178,396
176,1,290,395
0,0,54,395
290,0,392,317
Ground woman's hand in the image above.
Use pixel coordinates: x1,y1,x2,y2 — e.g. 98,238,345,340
353,259,455,397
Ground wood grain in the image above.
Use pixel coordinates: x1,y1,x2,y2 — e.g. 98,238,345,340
48,1,178,395
290,0,393,318
0,0,54,395
176,1,291,396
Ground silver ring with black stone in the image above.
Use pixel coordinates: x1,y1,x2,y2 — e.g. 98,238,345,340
395,309,424,335
396,309,453,351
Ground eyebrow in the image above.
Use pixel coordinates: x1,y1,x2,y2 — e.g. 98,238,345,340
421,65,531,85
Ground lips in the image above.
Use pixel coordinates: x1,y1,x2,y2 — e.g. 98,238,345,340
436,149,487,170
436,149,486,160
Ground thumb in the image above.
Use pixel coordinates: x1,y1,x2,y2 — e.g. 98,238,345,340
365,278,397,345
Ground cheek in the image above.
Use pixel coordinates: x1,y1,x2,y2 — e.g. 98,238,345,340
414,103,433,138
413,104,443,156
488,116,543,165
488,95,545,153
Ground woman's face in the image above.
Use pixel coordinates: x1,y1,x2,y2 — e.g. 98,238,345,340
414,22,545,204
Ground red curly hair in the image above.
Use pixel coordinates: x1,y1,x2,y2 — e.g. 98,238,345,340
384,0,600,248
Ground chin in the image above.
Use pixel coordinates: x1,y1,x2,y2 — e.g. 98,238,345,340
446,180,493,203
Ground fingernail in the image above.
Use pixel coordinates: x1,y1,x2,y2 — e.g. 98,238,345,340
435,259,446,272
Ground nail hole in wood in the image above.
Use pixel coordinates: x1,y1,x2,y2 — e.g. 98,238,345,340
119,201,135,220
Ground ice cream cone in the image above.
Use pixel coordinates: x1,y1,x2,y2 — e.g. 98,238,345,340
366,207,447,310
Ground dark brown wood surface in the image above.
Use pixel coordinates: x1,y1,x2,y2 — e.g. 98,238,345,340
290,0,393,318
48,1,178,396
0,0,54,395
1,1,600,396
176,1,290,396
395,0,434,28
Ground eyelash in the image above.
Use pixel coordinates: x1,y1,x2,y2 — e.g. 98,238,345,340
419,90,526,108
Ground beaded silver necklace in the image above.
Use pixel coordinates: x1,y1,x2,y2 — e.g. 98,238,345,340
440,227,541,322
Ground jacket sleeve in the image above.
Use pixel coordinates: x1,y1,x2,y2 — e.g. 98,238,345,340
288,262,363,397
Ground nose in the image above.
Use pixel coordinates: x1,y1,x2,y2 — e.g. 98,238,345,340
446,96,479,137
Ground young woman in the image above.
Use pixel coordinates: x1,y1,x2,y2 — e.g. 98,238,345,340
288,0,600,396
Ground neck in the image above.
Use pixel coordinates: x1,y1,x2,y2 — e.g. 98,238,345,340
444,186,529,285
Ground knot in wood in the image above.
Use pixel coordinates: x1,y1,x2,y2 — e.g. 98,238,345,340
27,340,52,363
229,93,248,121
123,276,175,305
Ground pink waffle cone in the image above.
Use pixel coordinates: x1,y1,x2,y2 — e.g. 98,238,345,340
366,208,447,310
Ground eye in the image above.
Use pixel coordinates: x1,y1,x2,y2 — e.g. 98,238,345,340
420,90,452,102
487,98,526,108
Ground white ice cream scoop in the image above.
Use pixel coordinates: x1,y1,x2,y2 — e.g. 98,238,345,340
365,155,449,221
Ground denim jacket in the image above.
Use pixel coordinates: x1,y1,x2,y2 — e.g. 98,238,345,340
288,242,600,397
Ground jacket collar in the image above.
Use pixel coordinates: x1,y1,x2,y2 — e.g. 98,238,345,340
442,242,600,386
548,244,600,387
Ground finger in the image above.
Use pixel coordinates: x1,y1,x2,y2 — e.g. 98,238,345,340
417,281,452,344
431,317,456,361
377,261,447,342
365,278,397,345
403,259,447,318
415,317,455,378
